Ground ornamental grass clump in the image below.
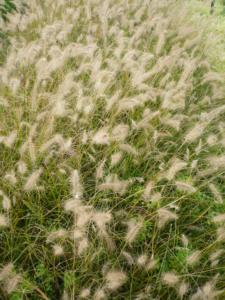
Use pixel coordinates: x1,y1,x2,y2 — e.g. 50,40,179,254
0,0,225,299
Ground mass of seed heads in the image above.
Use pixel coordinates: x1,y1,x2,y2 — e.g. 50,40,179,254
0,0,225,299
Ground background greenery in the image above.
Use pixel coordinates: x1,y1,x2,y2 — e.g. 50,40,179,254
0,1,225,299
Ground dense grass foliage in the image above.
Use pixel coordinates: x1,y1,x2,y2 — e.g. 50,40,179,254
0,0,27,67
0,0,225,299
0,0,17,22
0,0,17,67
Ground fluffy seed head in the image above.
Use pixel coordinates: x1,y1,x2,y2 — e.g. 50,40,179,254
187,250,201,266
161,272,179,286
157,208,178,229
24,168,43,191
105,270,127,291
0,214,8,227
125,219,143,244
